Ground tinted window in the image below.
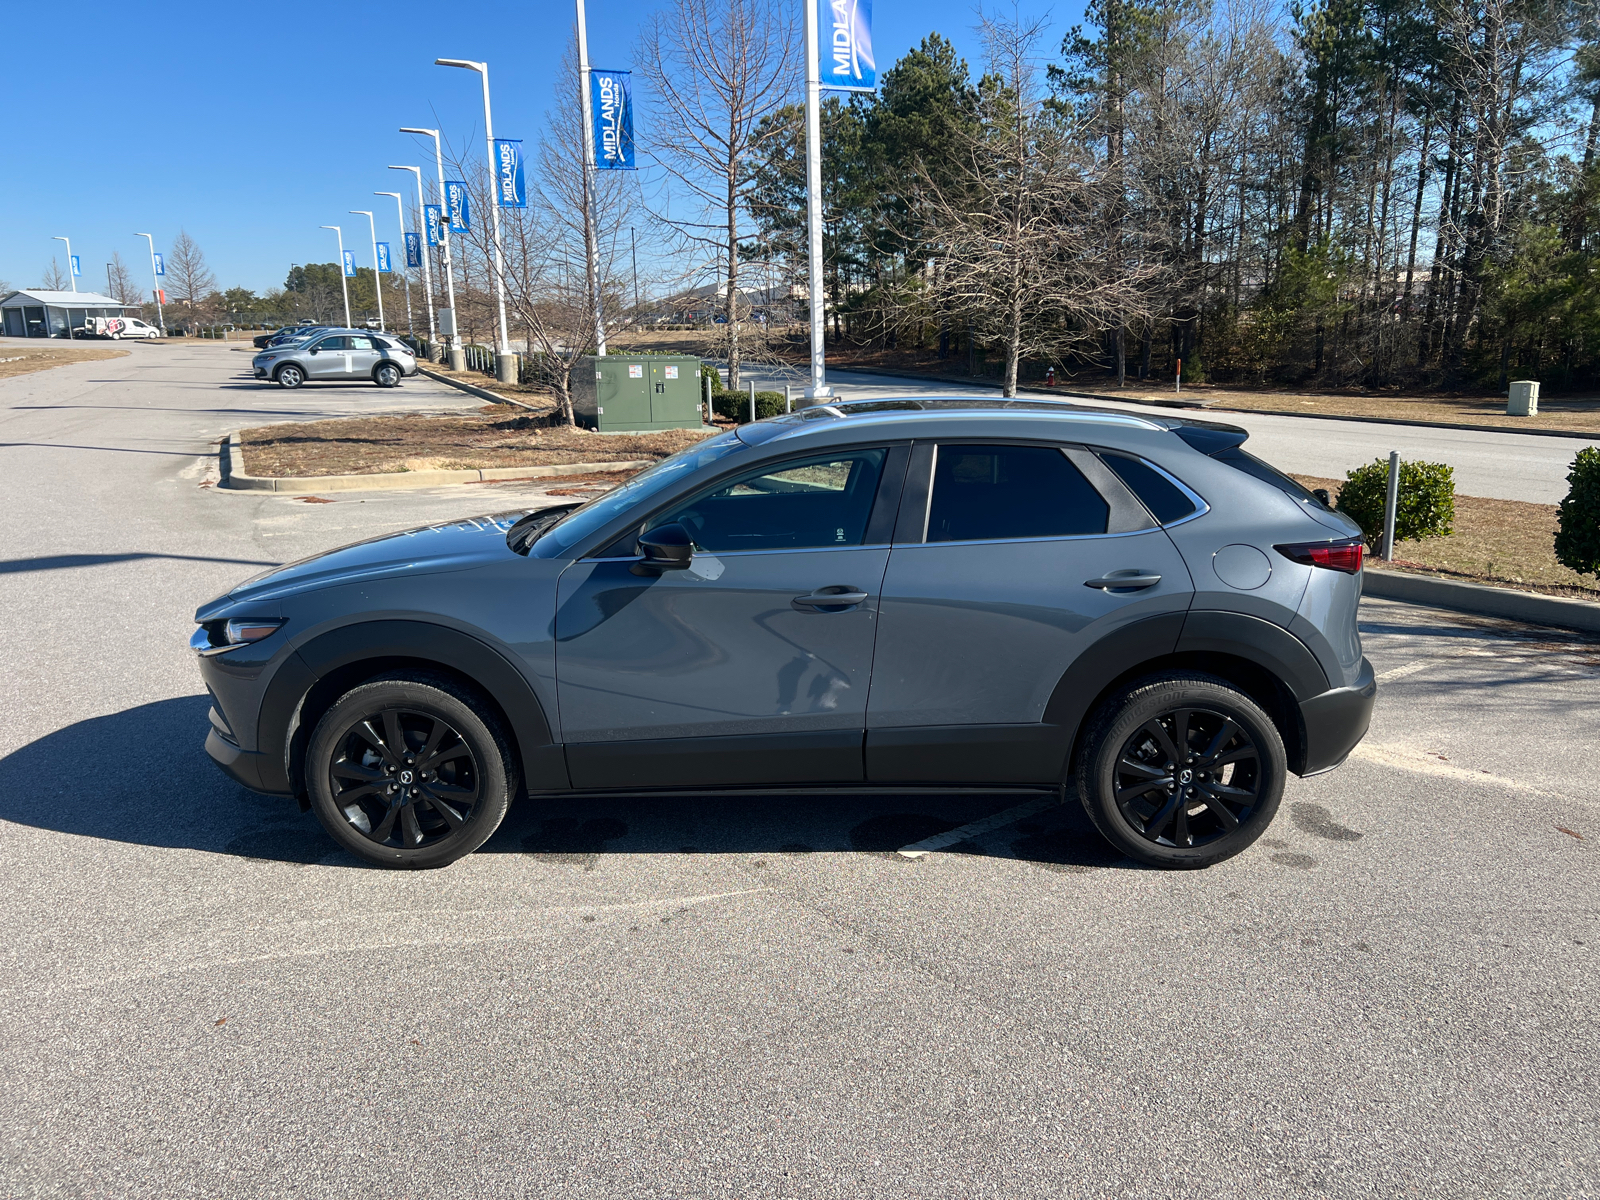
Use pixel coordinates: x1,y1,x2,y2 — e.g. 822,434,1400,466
1100,453,1198,524
1212,446,1325,505
312,336,346,351
926,445,1108,542
651,450,887,552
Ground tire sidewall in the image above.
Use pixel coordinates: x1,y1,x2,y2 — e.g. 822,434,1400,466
375,363,401,387
1077,674,1287,869
277,364,303,388
306,675,515,869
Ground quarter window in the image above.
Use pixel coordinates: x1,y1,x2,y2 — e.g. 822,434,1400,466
925,444,1109,542
1098,453,1199,524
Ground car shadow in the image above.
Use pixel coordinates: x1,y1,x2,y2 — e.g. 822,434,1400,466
0,697,1130,874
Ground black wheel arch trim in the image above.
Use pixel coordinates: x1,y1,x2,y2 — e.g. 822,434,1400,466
254,620,564,796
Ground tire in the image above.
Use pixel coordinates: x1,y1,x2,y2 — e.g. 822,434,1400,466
374,362,402,388
1075,672,1286,869
305,672,518,869
276,363,305,389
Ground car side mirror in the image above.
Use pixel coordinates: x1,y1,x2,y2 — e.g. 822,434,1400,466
1312,488,1332,507
631,523,694,575
308,346,319,354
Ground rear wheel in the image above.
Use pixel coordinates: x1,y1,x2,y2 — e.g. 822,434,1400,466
276,363,304,389
374,362,402,388
305,673,517,869
1076,673,1286,869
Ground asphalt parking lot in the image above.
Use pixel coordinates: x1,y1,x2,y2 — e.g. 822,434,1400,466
1,344,1596,1198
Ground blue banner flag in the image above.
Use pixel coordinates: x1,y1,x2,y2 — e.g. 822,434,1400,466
590,70,636,171
153,252,165,276
70,255,81,277
424,204,443,247
817,0,875,91
342,250,357,278
405,232,423,268
494,139,527,207
376,242,392,273
444,180,471,231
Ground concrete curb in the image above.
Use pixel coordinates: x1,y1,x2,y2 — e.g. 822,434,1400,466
219,434,649,494
1363,566,1600,633
417,366,541,412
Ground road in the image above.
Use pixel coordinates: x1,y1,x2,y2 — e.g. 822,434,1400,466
1,342,1597,1198
738,363,1600,505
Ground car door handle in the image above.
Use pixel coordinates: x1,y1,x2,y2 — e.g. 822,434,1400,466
1084,571,1163,591
792,587,870,610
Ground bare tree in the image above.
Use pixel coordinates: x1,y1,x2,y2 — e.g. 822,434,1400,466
918,10,1156,395
106,252,143,305
635,0,800,388
40,259,70,290
166,230,217,324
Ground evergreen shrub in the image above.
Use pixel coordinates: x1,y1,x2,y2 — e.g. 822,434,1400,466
1554,446,1600,578
1337,458,1455,547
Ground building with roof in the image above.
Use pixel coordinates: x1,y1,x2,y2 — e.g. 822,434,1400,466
1,290,141,338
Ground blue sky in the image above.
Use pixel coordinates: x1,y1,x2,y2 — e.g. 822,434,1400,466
1,0,1076,297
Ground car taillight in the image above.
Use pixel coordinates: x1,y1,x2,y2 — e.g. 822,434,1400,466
1274,538,1365,574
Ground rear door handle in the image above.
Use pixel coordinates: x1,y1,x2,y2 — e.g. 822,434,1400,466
792,587,870,611
1084,571,1162,591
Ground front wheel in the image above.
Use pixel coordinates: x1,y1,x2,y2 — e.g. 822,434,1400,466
1076,673,1286,869
374,362,402,388
276,363,304,389
306,672,517,868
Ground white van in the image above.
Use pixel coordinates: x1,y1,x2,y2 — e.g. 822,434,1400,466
84,316,163,340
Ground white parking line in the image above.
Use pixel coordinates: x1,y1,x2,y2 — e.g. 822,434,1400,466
897,794,1064,859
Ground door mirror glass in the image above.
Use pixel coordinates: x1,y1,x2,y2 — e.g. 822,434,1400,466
632,522,695,574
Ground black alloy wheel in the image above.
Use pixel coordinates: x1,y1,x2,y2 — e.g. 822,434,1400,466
1077,673,1286,868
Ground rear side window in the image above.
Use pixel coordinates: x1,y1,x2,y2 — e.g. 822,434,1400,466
1099,453,1198,524
926,445,1108,542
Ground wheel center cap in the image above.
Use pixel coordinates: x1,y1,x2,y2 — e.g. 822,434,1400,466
1178,768,1193,784
399,770,414,785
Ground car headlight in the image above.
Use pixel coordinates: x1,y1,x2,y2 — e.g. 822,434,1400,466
191,618,286,656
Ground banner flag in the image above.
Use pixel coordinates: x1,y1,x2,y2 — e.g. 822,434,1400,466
494,139,527,206
405,232,423,268
153,252,165,276
342,250,357,278
70,255,81,277
156,289,165,305
424,204,443,247
444,180,471,231
590,70,636,170
376,242,392,273
817,0,876,91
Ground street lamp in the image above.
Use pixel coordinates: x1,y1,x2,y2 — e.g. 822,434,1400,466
435,58,515,384
134,233,166,333
387,166,437,346
320,225,352,329
51,236,77,339
375,193,414,336
350,210,385,332
400,127,464,371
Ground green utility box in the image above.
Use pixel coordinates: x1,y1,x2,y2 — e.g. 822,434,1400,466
572,354,705,432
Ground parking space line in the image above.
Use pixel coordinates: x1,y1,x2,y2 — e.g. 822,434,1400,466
897,794,1064,859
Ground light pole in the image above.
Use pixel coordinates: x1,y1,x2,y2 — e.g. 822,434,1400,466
630,226,640,316
387,165,436,346
51,236,76,338
321,225,352,329
802,0,830,399
135,233,166,333
400,127,464,371
435,59,515,383
375,192,415,336
574,0,607,356
350,210,385,332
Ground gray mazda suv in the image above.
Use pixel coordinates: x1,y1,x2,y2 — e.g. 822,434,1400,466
193,399,1375,870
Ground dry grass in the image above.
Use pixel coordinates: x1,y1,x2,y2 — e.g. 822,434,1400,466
1293,474,1599,601
0,344,128,379
240,404,718,478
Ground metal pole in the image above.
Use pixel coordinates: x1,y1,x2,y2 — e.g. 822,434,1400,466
749,378,756,423
135,234,166,333
53,236,77,295
1382,451,1400,562
376,192,414,335
575,0,608,356
321,226,351,329
704,372,712,424
389,167,436,347
351,211,384,331
630,226,640,316
802,0,829,399
785,384,792,413
402,127,464,370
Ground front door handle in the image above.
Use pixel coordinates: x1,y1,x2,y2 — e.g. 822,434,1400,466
1085,571,1162,592
792,587,870,611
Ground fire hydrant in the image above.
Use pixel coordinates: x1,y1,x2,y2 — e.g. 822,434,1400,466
1044,367,1056,386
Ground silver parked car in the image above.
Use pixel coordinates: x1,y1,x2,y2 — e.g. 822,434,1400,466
192,399,1375,871
252,328,418,389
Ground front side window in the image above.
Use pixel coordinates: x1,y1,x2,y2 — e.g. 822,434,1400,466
312,336,347,351
925,444,1109,543
649,449,888,552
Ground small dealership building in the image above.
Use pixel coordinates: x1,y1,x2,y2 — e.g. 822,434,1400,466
1,290,140,338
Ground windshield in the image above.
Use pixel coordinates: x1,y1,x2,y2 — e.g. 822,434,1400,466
528,431,748,558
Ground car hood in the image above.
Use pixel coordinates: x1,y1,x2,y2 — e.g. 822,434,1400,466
202,511,532,611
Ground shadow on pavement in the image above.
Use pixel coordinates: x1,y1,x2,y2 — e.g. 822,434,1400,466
0,697,1128,874
0,553,277,575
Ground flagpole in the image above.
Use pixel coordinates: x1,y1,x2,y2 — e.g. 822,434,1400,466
575,0,607,355
803,0,829,399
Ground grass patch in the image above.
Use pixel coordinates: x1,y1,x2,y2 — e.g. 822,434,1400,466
1294,474,1600,601
0,345,128,379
